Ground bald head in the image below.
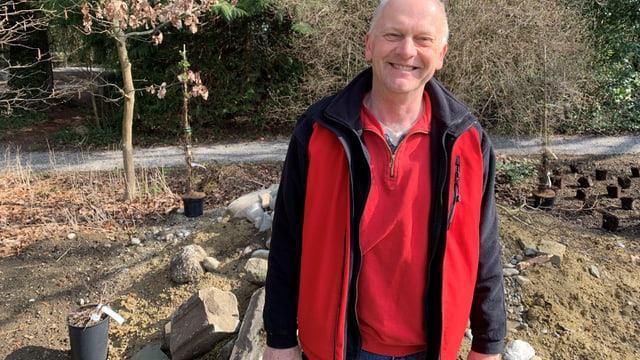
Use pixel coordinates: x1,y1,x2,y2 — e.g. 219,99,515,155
369,0,449,45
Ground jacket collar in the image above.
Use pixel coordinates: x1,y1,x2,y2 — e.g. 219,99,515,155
321,68,473,137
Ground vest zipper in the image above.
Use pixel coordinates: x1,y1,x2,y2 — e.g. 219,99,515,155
447,156,461,229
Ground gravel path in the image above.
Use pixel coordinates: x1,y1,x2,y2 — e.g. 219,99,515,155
1,135,639,173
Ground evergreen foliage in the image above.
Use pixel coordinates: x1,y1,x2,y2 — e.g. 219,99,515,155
583,0,640,133
131,0,302,141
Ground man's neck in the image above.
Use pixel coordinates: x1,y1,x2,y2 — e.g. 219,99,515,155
364,90,425,133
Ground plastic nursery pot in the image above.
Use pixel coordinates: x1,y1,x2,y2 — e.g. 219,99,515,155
182,192,205,218
532,188,556,210
67,305,109,360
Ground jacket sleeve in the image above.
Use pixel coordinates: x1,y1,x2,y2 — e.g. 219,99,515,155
263,119,312,348
469,133,507,355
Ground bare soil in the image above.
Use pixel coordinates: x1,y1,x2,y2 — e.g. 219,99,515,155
1,113,639,360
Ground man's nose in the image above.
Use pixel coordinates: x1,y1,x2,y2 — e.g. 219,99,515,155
397,38,417,57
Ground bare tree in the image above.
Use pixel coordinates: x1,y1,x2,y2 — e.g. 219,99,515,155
78,0,240,200
1,0,59,114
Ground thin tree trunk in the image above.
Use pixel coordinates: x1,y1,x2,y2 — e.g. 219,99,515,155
114,28,136,200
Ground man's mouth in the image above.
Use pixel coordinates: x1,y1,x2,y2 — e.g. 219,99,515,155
391,63,417,71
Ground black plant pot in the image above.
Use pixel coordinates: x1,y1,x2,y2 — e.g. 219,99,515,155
67,307,109,360
533,188,556,210
182,193,205,218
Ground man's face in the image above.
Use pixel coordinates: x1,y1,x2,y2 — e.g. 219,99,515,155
365,0,448,97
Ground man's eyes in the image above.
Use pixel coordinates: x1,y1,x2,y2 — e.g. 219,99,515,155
383,33,435,45
384,33,403,41
417,38,436,46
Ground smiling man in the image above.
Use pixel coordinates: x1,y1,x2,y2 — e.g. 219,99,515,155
263,0,506,359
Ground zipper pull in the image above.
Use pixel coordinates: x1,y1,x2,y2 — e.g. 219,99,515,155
447,156,461,229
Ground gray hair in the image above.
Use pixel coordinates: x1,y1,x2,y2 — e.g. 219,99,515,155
369,0,449,45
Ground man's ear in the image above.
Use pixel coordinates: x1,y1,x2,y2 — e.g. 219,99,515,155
436,43,448,70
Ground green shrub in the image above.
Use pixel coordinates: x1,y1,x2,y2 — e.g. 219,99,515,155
580,0,640,134
129,1,303,140
496,157,538,185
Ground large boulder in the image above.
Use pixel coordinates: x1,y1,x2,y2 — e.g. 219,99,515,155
229,287,266,360
169,287,240,360
170,244,208,284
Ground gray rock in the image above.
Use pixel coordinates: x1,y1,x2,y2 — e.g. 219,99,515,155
537,240,567,260
251,249,270,260
162,321,171,351
170,244,208,284
244,203,265,226
226,186,278,232
504,339,536,360
515,276,531,287
202,256,221,272
256,211,272,232
244,258,268,285
517,237,537,252
226,188,272,219
503,268,520,277
130,342,169,360
169,287,240,360
156,229,176,243
589,265,601,278
217,338,236,360
229,287,266,360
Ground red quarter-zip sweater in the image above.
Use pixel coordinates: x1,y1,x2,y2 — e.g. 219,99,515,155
357,92,432,356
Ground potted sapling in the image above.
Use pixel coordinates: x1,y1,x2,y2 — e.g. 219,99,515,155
155,45,209,217
532,45,557,209
66,283,125,360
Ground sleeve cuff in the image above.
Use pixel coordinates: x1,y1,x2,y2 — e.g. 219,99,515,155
471,338,505,356
266,332,299,349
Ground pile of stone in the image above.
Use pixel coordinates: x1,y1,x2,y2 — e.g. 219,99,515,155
130,186,277,360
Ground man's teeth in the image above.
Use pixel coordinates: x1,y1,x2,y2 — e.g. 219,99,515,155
394,64,414,71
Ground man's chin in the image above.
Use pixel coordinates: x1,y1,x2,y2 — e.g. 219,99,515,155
383,79,426,94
